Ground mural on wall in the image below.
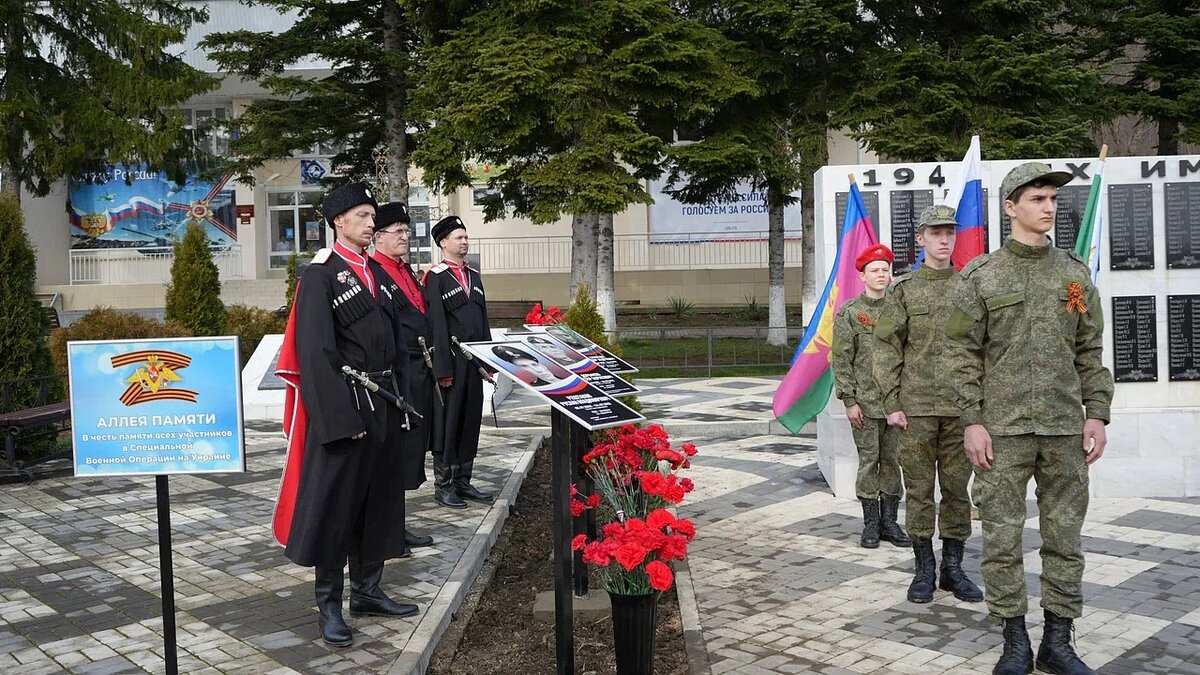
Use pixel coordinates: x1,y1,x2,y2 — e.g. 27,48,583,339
68,164,237,250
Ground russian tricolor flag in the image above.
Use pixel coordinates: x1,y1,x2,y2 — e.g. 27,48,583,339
943,135,986,270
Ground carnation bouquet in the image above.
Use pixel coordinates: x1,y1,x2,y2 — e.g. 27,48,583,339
525,302,564,325
570,424,698,595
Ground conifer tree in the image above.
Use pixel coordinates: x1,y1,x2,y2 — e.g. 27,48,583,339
412,0,752,334
201,0,421,200
0,194,55,410
165,222,227,336
840,1,1103,161
0,1,214,203
1072,0,1200,154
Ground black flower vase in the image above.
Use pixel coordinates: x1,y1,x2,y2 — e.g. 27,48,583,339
609,592,658,675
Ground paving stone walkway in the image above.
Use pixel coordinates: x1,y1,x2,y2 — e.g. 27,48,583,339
679,432,1200,675
2,376,1197,674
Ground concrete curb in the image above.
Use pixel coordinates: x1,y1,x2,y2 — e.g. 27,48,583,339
386,434,543,675
673,556,712,675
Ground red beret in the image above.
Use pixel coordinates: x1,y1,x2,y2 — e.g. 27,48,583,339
855,244,894,271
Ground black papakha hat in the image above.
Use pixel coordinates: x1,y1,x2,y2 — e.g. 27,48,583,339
431,216,466,244
374,202,410,231
321,182,377,227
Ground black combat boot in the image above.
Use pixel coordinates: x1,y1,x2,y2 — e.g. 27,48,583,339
993,616,1034,675
348,558,419,618
314,566,353,647
453,461,495,503
433,455,467,508
1036,610,1095,674
879,494,912,547
859,498,881,548
907,538,937,603
938,538,984,602
404,529,434,547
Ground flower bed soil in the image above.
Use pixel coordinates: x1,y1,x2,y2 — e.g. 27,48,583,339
428,441,689,675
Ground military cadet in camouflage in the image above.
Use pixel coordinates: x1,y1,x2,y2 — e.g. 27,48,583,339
945,163,1114,675
832,244,911,550
874,204,983,606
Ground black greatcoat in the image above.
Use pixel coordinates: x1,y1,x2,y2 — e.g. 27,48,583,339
285,250,411,568
423,263,491,468
377,258,441,489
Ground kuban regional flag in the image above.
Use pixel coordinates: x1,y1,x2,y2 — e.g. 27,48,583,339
1074,146,1107,284
772,181,879,434
912,135,985,271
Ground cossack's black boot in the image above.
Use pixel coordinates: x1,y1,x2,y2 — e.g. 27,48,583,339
453,461,494,503
314,566,353,647
404,529,434,547
433,455,467,508
859,498,881,548
1036,610,1095,674
348,558,419,618
993,616,1034,675
907,538,937,603
938,538,984,602
878,494,912,547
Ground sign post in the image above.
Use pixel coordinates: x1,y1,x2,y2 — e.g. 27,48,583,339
67,336,246,674
461,336,643,674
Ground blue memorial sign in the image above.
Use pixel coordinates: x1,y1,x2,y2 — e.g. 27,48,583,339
67,337,246,476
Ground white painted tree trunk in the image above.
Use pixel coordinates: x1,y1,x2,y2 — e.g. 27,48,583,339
570,213,598,302
801,179,817,329
596,213,617,340
767,193,788,345
382,1,409,203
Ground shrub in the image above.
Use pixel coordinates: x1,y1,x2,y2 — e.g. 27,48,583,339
666,295,695,318
225,304,286,367
164,221,226,336
283,252,300,318
49,308,191,375
0,193,57,411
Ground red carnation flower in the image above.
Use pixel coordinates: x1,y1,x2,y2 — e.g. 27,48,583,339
582,541,611,566
646,560,674,591
572,534,587,551
671,518,696,541
615,542,649,571
586,493,601,508
647,508,676,530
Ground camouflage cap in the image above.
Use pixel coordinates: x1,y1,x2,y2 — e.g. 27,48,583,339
1000,162,1073,201
918,204,957,229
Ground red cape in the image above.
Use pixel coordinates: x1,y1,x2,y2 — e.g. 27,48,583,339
272,286,305,547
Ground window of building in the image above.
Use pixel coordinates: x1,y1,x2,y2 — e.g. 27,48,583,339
470,184,499,209
182,106,231,157
268,189,325,269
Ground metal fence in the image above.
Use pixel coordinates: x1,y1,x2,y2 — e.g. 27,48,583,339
69,245,244,285
438,232,802,274
616,326,805,377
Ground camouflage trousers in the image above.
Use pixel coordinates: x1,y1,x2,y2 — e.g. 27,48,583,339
852,417,903,499
973,434,1089,620
898,416,972,541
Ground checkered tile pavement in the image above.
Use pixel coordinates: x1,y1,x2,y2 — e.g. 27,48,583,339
679,433,1200,675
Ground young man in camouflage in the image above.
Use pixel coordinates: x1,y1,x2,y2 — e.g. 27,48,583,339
832,244,910,550
874,204,982,605
945,163,1113,675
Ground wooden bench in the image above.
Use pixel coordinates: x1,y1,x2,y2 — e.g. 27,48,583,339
0,401,71,482
487,300,541,321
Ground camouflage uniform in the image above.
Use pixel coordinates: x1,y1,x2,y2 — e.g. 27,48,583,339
945,236,1113,620
832,294,902,500
873,264,972,541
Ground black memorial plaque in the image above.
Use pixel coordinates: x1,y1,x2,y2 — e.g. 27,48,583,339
980,187,992,252
1164,183,1200,268
1167,294,1200,381
1111,296,1158,383
889,190,934,274
1053,185,1091,251
835,190,881,239
1108,183,1155,270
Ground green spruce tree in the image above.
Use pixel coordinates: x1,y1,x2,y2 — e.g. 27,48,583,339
669,0,868,344
0,1,215,203
840,1,1103,160
0,194,56,411
201,0,422,200
165,222,226,336
412,0,752,334
1072,0,1200,154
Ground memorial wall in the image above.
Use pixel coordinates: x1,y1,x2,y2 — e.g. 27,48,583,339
812,155,1200,498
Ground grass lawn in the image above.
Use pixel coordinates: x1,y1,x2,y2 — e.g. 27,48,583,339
621,336,793,378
